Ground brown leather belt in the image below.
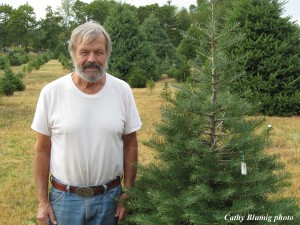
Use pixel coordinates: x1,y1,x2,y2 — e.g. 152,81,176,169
51,176,121,197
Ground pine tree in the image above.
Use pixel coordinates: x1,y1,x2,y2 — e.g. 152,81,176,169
178,0,232,62
227,0,300,116
178,0,210,62
104,4,160,86
0,66,25,96
124,1,300,224
140,13,184,79
178,24,203,62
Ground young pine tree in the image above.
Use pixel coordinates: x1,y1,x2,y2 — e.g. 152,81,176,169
124,1,299,224
0,66,25,96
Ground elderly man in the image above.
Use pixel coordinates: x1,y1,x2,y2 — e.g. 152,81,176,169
32,21,142,225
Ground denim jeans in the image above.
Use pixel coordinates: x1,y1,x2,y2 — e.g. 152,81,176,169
48,184,122,225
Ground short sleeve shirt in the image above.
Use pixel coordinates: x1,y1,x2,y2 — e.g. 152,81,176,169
31,73,142,186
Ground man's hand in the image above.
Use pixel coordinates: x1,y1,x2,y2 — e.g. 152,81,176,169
37,202,57,225
118,132,138,223
115,193,129,223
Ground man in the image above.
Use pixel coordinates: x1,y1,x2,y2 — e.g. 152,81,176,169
32,21,142,225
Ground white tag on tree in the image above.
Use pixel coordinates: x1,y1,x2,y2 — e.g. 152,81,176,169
241,162,247,175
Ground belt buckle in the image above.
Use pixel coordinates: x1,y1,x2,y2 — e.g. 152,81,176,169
76,187,94,197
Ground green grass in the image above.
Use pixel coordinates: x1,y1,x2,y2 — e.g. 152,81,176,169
0,60,64,224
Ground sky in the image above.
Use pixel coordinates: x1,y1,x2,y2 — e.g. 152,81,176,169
1,0,299,25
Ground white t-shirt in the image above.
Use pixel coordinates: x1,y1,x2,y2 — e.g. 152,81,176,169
31,73,142,186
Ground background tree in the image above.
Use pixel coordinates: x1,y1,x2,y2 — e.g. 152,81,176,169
7,3,36,52
86,0,115,24
178,24,203,62
175,8,192,35
59,0,75,27
38,6,64,51
73,0,117,25
104,4,160,87
178,0,210,62
140,13,185,79
135,3,184,47
178,2,214,90
158,4,182,47
72,0,89,24
135,4,160,24
0,4,12,52
58,0,76,46
123,1,300,224
227,0,300,116
178,0,232,62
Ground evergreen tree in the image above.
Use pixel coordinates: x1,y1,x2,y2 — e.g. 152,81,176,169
135,3,182,47
104,4,160,87
158,4,182,47
178,0,233,62
178,0,210,62
123,1,300,224
0,66,25,96
141,13,185,79
227,0,300,116
176,8,192,34
178,24,204,61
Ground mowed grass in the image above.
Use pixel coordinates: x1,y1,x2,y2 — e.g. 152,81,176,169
0,60,299,224
0,61,68,224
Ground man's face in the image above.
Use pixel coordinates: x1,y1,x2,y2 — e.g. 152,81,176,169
74,34,108,83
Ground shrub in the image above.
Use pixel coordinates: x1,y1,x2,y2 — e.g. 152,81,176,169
8,53,22,66
26,53,51,72
128,67,147,88
160,81,172,100
58,54,73,70
0,55,9,69
0,67,25,96
146,78,156,93
0,78,16,96
19,53,29,64
54,43,68,59
25,64,33,73
4,53,30,67
11,45,25,53
14,72,25,91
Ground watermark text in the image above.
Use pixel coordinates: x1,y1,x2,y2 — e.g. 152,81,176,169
224,214,294,223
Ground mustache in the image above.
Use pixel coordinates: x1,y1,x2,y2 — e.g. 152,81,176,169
83,62,101,69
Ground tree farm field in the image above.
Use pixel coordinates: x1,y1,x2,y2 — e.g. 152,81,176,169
0,60,299,224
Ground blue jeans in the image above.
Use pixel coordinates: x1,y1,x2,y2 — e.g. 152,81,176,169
48,184,122,225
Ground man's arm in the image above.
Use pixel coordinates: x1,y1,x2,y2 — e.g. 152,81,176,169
115,131,138,221
122,131,138,188
34,132,57,225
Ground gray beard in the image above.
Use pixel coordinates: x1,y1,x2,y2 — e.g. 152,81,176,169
74,63,106,83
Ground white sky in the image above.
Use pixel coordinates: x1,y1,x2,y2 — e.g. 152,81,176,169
1,0,299,25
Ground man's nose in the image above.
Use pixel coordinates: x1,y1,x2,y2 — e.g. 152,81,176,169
87,53,96,62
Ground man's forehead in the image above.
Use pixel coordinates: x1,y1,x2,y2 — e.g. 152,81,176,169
76,34,107,47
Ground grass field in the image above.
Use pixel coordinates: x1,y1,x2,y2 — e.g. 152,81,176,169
0,60,299,224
